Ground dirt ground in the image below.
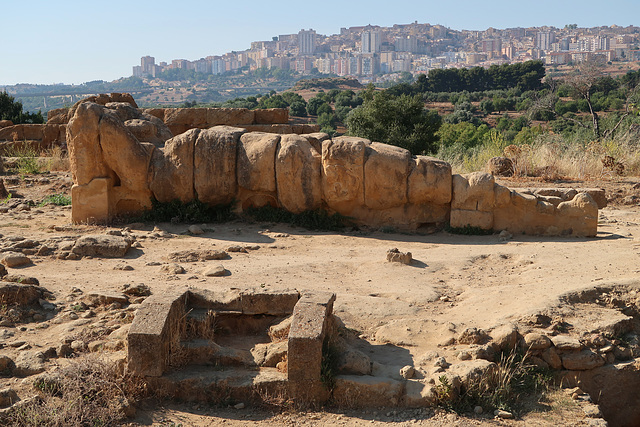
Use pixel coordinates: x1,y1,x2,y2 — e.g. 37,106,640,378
2,171,640,426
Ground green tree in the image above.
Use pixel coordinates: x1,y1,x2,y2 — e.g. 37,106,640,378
346,92,441,155
0,92,44,124
289,100,307,117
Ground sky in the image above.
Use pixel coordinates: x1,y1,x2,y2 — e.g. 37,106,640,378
2,0,639,86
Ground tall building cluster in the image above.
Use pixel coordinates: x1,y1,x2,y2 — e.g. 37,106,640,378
133,23,640,82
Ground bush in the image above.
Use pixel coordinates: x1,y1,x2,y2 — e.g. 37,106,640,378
245,205,350,231
134,198,234,223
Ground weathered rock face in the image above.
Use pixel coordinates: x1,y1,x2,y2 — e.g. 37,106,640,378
487,156,514,177
321,136,367,213
149,129,199,203
276,134,323,213
364,142,412,210
194,126,245,206
236,132,280,210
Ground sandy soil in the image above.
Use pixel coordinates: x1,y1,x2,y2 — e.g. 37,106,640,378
2,171,640,426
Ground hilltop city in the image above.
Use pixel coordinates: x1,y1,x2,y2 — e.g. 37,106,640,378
133,22,640,82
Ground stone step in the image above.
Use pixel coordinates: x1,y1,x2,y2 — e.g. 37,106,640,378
147,366,288,404
179,339,255,367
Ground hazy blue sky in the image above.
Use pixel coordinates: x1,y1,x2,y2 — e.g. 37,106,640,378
2,0,638,85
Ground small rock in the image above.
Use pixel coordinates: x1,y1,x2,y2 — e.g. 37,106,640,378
226,245,248,253
204,265,230,277
57,343,72,358
400,365,415,379
0,355,14,373
188,225,204,235
499,230,513,242
113,263,134,271
474,406,483,415
13,351,45,377
123,284,151,297
524,332,552,350
72,235,131,258
1,252,32,268
386,248,412,265
70,340,86,352
161,263,185,274
458,328,489,345
234,402,245,410
0,387,19,408
494,409,514,419
458,351,472,361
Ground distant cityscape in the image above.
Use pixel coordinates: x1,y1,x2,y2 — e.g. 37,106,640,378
133,22,640,83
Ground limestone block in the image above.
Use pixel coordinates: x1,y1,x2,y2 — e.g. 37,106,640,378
240,289,300,315
47,108,70,124
237,132,280,193
71,178,112,224
449,209,493,230
322,136,367,209
364,142,411,210
292,124,321,134
149,129,199,203
20,124,44,141
562,349,605,371
494,184,512,208
72,235,132,258
408,156,452,206
105,102,142,122
451,172,495,211
447,359,497,389
403,380,436,407
207,108,255,126
581,188,607,208
254,108,288,124
511,192,537,209
194,126,245,206
164,108,208,129
67,103,111,185
299,132,330,154
288,292,335,404
98,110,153,193
127,291,188,377
276,134,322,213
42,124,63,145
333,375,403,407
143,108,165,121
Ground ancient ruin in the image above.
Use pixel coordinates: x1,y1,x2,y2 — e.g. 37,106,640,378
66,94,601,236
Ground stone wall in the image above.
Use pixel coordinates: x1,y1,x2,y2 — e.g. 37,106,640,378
0,124,67,155
67,98,600,236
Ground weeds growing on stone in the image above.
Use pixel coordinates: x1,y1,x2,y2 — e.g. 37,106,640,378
445,224,494,236
246,205,351,231
452,349,553,416
39,194,71,206
320,341,339,391
134,198,235,224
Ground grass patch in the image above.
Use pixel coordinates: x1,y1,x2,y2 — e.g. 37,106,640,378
133,198,235,224
445,224,494,235
246,205,350,231
4,145,41,175
438,349,554,417
39,194,71,206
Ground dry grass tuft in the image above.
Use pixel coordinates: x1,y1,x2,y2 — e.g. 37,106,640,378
4,355,146,426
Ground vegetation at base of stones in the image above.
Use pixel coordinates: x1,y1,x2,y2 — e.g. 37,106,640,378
0,92,44,124
39,194,71,207
320,341,339,391
245,205,351,231
455,350,553,415
3,146,41,175
445,225,494,236
6,355,145,426
133,198,235,224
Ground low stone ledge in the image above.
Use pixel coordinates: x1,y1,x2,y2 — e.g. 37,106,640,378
288,291,336,405
127,291,187,377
